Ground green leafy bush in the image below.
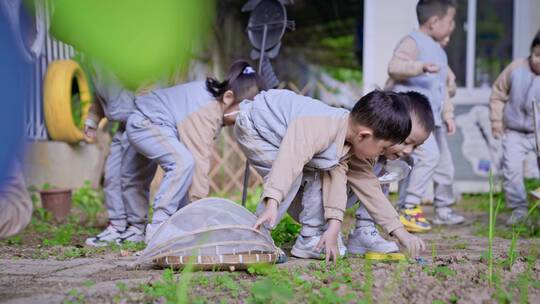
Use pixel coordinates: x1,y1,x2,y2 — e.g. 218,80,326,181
72,181,103,224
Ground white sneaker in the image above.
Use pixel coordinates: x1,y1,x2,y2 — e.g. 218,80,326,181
432,207,465,225
144,222,164,244
347,225,399,255
117,225,145,244
85,225,125,247
291,233,347,259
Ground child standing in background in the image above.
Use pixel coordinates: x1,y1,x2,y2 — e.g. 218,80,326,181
126,60,266,243
490,30,540,225
389,0,464,233
84,61,155,246
234,89,426,262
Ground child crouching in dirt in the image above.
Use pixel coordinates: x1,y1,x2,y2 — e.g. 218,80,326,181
234,89,426,262
346,91,435,255
125,60,266,243
490,29,540,225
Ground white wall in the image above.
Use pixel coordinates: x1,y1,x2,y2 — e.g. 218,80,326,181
362,0,418,94
514,0,540,59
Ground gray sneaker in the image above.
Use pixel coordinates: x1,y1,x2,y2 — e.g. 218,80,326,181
291,233,347,259
117,225,145,244
347,225,399,255
432,207,465,225
85,225,125,247
506,208,528,226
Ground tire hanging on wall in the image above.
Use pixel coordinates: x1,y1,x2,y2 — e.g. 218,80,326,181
44,59,92,143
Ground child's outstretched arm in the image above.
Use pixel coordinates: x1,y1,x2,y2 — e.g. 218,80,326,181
388,37,438,81
253,198,279,229
346,156,425,257
256,118,342,229
316,161,349,263
315,219,341,263
443,67,457,135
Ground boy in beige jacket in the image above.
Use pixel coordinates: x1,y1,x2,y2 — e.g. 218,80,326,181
234,89,426,262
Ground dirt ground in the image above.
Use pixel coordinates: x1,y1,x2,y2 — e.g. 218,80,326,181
1,202,539,304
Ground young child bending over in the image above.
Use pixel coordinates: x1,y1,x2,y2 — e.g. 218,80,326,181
126,60,266,242
347,91,434,254
234,89,425,262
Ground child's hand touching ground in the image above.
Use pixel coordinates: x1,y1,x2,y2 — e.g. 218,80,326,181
392,227,426,258
315,219,341,263
253,198,278,230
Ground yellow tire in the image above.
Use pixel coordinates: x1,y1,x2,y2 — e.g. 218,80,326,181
44,59,92,143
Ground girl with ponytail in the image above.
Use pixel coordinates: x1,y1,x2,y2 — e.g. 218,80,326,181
125,60,266,242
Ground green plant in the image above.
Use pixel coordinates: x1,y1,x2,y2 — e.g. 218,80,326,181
381,260,406,303
506,199,540,267
57,247,88,260
64,288,85,304
43,223,75,246
488,171,495,284
250,277,294,303
271,214,301,247
215,273,240,297
362,259,374,304
72,181,103,224
142,268,179,302
424,265,456,280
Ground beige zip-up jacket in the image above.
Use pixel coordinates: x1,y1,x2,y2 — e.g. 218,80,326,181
239,89,403,233
490,58,540,133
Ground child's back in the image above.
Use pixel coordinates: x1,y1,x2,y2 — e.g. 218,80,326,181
241,89,350,167
135,81,217,127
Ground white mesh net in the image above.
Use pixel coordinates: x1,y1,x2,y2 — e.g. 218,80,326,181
135,197,279,266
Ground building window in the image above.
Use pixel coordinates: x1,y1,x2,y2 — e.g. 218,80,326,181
446,0,513,89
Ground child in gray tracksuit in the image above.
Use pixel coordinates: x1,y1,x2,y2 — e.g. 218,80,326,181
234,89,426,262
389,0,464,232
490,30,540,225
126,60,266,243
84,60,155,246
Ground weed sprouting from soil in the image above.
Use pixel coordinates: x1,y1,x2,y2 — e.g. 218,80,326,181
488,171,495,285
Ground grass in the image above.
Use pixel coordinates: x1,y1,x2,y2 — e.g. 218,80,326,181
488,171,495,284
3,178,540,303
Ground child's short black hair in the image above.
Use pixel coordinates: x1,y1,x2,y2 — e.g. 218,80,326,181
350,90,412,144
206,60,267,103
399,91,435,134
416,0,457,25
531,29,540,52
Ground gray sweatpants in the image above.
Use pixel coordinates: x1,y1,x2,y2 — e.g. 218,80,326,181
121,144,157,230
103,130,129,229
234,114,326,237
397,126,455,208
104,128,156,231
502,129,537,210
126,112,194,225
345,159,390,228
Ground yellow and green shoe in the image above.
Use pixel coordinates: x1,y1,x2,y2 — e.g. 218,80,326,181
399,205,431,233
